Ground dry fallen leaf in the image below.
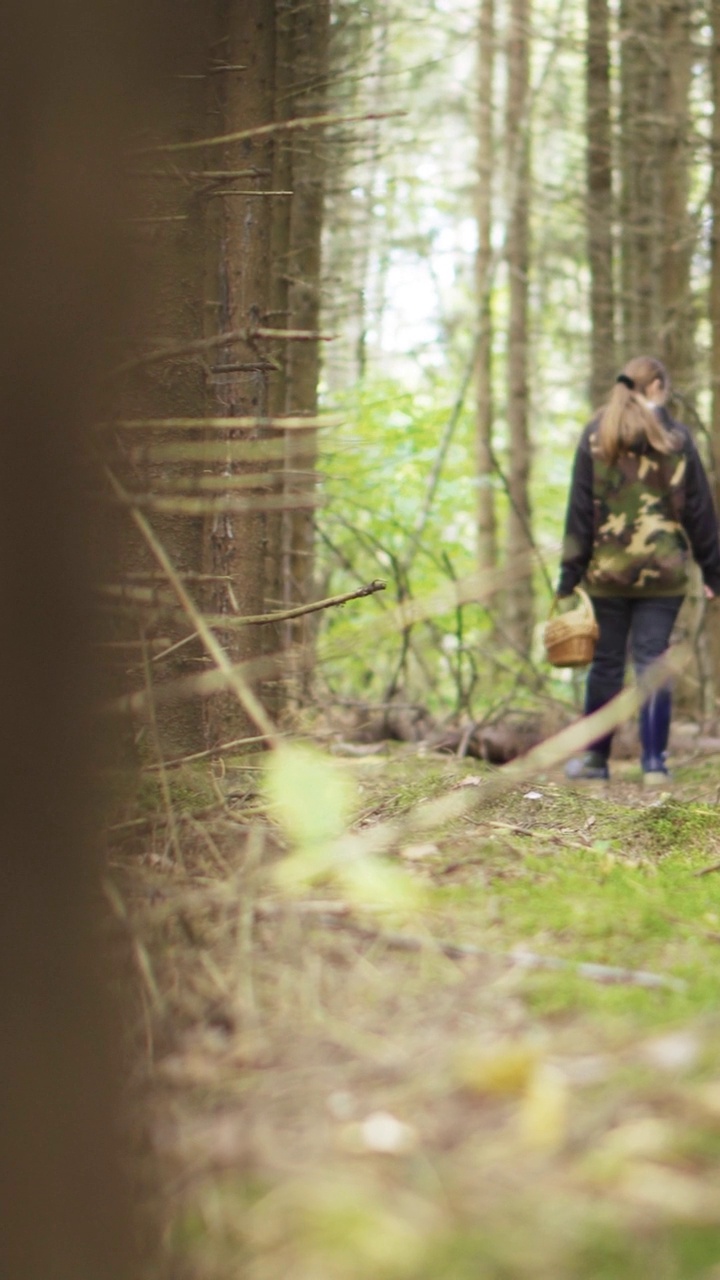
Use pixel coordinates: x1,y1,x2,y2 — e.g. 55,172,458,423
400,842,440,861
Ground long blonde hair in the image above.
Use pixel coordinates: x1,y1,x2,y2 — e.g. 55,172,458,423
595,355,680,464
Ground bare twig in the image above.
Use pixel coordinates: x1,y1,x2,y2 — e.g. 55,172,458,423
114,327,254,374
221,579,386,627
135,109,407,155
143,735,271,771
112,492,321,517
127,168,270,179
114,330,334,377
208,189,294,197
694,860,720,878
106,415,341,430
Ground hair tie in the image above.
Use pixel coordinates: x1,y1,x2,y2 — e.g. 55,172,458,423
616,373,635,390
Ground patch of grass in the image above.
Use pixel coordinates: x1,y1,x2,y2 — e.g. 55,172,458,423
134,763,219,816
119,747,720,1280
475,833,720,1021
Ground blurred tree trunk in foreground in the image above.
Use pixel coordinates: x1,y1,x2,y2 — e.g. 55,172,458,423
0,0,163,1275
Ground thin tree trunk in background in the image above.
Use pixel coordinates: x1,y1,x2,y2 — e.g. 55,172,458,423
268,3,294,414
619,0,661,353
282,0,330,684
322,2,391,391
712,0,720,498
320,1,363,393
266,0,294,630
503,0,534,650
709,0,720,707
657,0,694,396
586,0,615,407
476,0,497,576
205,0,282,741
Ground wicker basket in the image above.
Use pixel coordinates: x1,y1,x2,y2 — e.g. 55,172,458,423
543,587,599,669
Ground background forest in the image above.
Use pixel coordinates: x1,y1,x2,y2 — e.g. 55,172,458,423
109,0,720,753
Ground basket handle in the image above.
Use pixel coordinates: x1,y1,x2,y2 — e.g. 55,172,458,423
573,586,595,620
549,585,594,619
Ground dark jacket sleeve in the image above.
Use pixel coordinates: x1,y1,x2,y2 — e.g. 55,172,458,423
681,434,720,593
557,429,594,596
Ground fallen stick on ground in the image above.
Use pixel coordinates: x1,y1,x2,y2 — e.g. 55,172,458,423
694,860,720,878
313,914,685,992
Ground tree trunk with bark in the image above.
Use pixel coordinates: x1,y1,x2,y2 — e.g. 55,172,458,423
282,0,330,685
619,0,661,354
708,0,720,710
586,0,615,407
503,0,534,650
476,0,498,577
657,0,694,396
204,0,283,743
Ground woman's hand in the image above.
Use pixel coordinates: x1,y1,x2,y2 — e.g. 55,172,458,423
704,584,716,600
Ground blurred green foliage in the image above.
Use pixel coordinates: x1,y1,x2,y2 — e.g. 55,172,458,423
317,374,580,716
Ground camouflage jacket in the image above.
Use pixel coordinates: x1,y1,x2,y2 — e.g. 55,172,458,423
558,411,720,598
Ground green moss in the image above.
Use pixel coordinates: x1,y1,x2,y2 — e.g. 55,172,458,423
133,763,218,816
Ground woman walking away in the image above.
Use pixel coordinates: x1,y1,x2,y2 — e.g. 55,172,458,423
558,355,720,785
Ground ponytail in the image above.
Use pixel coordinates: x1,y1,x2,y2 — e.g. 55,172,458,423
595,356,680,464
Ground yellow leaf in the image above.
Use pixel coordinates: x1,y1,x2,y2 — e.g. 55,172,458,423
517,1062,568,1152
454,1038,540,1096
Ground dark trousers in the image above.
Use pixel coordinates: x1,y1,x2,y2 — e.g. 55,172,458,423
585,595,683,761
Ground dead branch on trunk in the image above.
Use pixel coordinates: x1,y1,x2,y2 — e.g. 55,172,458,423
136,109,407,155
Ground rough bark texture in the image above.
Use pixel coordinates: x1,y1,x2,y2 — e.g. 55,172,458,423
476,0,498,576
586,0,615,407
503,0,534,650
205,0,282,742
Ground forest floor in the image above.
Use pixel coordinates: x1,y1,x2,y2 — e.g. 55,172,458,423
109,738,720,1280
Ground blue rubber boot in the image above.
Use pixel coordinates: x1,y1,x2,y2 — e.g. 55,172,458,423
640,689,672,786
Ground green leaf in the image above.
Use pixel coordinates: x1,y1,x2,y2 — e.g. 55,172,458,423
264,744,353,850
